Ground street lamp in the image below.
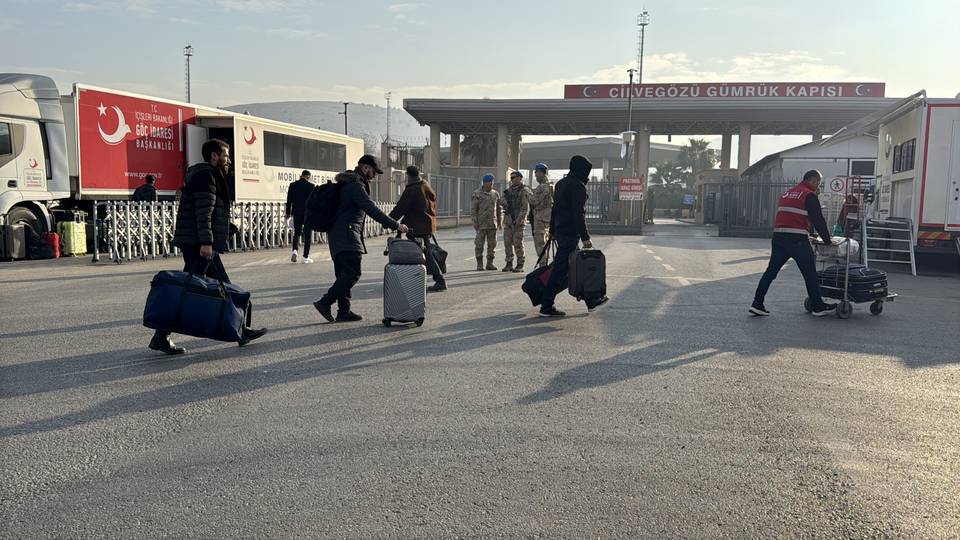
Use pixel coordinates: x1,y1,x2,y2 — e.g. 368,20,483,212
384,92,392,145
637,11,650,85
183,44,194,103
339,102,349,134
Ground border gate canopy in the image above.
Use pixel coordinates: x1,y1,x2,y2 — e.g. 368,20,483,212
404,82,900,136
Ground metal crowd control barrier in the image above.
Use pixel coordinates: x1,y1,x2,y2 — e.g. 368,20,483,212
92,200,393,264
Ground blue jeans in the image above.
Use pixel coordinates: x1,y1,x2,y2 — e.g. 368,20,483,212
541,235,580,311
753,235,824,306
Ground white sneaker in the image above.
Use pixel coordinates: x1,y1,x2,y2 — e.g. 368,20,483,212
302,257,314,264
290,250,298,263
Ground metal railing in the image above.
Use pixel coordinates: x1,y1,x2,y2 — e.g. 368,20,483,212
718,182,794,238
93,200,393,263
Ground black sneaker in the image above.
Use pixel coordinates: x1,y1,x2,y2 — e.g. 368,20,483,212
749,303,770,316
336,311,363,322
238,327,267,347
811,303,837,317
313,300,334,322
586,296,609,313
539,307,566,318
149,333,186,355
427,282,447,292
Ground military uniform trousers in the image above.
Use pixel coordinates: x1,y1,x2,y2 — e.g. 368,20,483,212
533,219,550,266
503,221,526,267
475,228,498,262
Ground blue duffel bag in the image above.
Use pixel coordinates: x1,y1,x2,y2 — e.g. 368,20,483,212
143,269,251,342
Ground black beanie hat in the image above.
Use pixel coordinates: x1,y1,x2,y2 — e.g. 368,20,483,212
406,165,420,177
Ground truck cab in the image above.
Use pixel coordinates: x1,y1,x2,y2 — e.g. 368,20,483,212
0,74,70,233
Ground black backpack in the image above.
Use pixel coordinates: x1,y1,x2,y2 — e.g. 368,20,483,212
304,182,342,233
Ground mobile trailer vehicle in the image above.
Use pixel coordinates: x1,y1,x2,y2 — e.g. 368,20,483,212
831,91,960,256
0,73,363,247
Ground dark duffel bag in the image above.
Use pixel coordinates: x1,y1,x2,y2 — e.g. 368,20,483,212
818,264,888,302
143,268,251,342
385,233,426,265
522,240,555,307
427,235,448,274
568,248,607,300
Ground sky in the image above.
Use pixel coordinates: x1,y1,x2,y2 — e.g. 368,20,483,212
5,0,960,165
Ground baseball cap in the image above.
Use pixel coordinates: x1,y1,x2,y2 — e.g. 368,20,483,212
358,154,384,174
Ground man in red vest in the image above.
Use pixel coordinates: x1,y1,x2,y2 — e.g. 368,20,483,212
750,170,837,317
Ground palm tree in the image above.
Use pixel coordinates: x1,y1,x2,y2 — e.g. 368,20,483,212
677,138,718,189
459,134,497,167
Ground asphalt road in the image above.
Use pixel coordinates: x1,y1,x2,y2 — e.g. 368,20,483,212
2,222,958,538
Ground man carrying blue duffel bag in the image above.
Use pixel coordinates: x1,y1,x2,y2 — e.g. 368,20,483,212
143,139,267,355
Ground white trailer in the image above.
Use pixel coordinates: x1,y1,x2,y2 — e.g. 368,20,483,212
829,91,960,255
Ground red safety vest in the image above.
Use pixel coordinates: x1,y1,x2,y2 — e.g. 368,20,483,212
773,182,814,235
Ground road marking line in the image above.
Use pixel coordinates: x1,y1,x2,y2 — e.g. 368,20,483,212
653,255,663,261
677,277,691,286
662,263,676,272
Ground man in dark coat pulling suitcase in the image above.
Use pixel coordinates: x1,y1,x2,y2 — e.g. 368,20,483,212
538,155,609,318
313,155,408,323
148,139,267,355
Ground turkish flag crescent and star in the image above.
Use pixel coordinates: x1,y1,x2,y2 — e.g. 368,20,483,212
77,88,197,192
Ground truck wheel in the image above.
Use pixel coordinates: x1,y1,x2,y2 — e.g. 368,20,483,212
6,206,43,233
870,301,883,316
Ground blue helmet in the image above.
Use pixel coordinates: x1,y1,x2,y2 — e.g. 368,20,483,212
482,173,495,183
534,162,548,171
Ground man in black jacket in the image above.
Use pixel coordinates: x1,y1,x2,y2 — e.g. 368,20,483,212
286,169,315,263
148,139,267,355
132,175,158,202
314,154,408,323
539,155,609,318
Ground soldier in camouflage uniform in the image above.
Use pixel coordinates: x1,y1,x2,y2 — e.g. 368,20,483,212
471,174,503,271
502,170,533,273
529,163,554,267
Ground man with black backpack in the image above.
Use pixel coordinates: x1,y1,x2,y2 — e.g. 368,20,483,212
311,154,408,323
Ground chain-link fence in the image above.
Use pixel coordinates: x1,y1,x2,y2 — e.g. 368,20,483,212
93,200,393,263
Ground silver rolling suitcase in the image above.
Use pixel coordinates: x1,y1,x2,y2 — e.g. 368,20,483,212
382,263,426,327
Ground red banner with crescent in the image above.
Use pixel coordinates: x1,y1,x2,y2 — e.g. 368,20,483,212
77,88,196,192
564,82,885,100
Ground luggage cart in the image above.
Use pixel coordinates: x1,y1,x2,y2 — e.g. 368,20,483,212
804,177,897,319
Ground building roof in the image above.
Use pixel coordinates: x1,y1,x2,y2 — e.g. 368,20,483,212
741,134,878,177
403,96,902,136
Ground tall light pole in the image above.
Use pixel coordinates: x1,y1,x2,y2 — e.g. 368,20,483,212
624,68,637,175
637,10,650,85
183,44,194,103
384,91,392,145
338,102,349,134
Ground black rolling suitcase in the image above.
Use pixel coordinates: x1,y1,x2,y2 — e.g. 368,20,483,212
818,264,888,302
568,249,606,300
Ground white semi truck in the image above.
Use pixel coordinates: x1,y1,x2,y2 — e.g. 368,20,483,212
0,73,363,237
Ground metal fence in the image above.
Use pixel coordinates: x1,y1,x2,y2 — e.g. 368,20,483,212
93,200,393,263
718,182,793,237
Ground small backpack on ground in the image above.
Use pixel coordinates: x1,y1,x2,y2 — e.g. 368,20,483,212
304,183,342,233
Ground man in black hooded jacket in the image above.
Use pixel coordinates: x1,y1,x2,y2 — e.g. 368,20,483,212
539,155,609,317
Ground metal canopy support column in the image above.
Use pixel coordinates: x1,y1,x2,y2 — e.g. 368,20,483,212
738,124,752,174
720,133,732,169
509,132,521,171
496,125,509,182
450,133,461,167
427,123,442,175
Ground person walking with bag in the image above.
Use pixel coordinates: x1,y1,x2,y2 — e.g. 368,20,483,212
538,155,609,318
286,170,315,264
313,154,407,323
389,166,446,292
147,139,267,354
